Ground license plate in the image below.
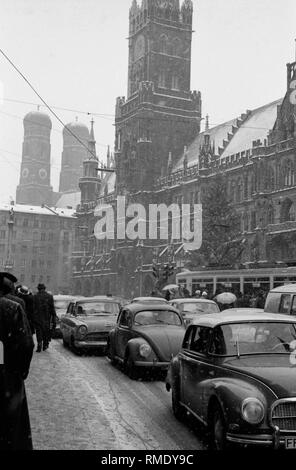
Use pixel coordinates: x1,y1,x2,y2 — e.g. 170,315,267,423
285,437,296,449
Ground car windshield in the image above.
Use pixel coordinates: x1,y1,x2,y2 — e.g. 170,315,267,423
181,302,219,314
134,310,182,326
76,302,120,316
55,300,71,310
211,322,296,356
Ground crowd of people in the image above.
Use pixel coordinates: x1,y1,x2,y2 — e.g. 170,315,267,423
151,285,268,311
0,272,57,450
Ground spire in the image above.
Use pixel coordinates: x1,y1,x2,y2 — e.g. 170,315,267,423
205,114,209,132
88,119,97,160
107,145,111,168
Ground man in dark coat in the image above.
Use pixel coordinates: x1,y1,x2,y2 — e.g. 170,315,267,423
0,272,34,450
33,284,57,352
17,286,35,335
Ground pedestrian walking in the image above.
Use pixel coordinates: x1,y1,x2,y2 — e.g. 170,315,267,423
2,275,26,311
17,286,35,335
33,283,57,352
0,272,34,450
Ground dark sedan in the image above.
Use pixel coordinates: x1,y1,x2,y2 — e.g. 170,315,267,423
166,309,296,449
108,303,186,379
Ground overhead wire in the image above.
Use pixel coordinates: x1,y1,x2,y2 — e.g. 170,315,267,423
0,47,115,172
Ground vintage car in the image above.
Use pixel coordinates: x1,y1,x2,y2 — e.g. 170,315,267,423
60,296,121,353
265,284,296,316
107,303,186,379
166,309,296,449
169,298,220,326
53,294,79,337
131,296,168,305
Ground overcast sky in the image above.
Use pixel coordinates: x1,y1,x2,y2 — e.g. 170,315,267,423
0,0,295,203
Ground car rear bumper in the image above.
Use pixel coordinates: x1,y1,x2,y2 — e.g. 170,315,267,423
74,340,108,349
134,360,169,368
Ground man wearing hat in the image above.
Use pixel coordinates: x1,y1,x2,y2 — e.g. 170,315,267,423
0,272,34,449
0,272,26,312
33,283,57,352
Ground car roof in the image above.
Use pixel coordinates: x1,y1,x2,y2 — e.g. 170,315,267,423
75,296,120,304
132,297,167,302
124,303,180,313
190,309,296,327
54,295,76,300
269,284,296,293
170,298,217,304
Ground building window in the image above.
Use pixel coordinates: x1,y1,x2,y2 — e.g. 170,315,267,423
23,218,29,227
41,233,46,241
33,219,39,228
159,34,168,54
251,212,257,230
48,232,54,241
32,260,37,268
172,74,180,90
158,70,166,88
20,259,26,267
172,37,181,56
0,244,4,252
0,231,6,239
31,275,36,283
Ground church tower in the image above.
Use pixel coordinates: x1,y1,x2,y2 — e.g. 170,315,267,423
59,119,90,193
16,109,53,206
79,120,101,204
115,0,202,192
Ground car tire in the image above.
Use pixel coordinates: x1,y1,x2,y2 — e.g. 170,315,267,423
209,403,228,450
125,353,139,380
172,382,186,421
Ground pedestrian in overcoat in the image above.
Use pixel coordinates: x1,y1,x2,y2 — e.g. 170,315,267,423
0,272,34,450
33,284,57,352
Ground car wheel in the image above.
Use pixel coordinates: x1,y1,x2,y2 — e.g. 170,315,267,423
125,353,139,380
172,382,186,421
209,404,227,450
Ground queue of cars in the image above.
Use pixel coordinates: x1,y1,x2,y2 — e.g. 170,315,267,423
54,285,296,450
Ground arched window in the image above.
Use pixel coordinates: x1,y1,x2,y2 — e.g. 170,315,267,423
236,179,243,202
280,198,293,222
172,37,181,56
159,34,168,54
158,70,166,88
243,213,249,232
289,201,296,221
172,74,180,90
284,160,294,187
264,166,275,191
267,205,274,225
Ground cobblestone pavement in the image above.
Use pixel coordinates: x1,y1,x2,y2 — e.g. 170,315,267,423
25,339,207,450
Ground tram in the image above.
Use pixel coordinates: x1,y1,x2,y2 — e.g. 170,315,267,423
176,267,296,296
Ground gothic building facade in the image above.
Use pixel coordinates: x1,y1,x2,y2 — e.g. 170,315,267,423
72,0,296,298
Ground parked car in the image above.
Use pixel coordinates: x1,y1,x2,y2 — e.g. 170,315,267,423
166,309,296,449
60,296,121,353
53,295,78,337
169,298,220,326
265,284,296,315
131,296,168,305
107,303,186,379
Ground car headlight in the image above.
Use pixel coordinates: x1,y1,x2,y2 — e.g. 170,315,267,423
241,398,265,424
139,343,152,358
77,325,87,339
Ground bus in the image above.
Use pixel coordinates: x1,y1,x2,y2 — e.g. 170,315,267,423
176,267,296,297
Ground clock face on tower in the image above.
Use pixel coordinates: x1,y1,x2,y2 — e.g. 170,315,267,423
22,168,29,178
39,168,47,180
134,34,145,61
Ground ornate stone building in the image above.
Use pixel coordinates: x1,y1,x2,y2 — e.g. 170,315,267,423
72,0,296,298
